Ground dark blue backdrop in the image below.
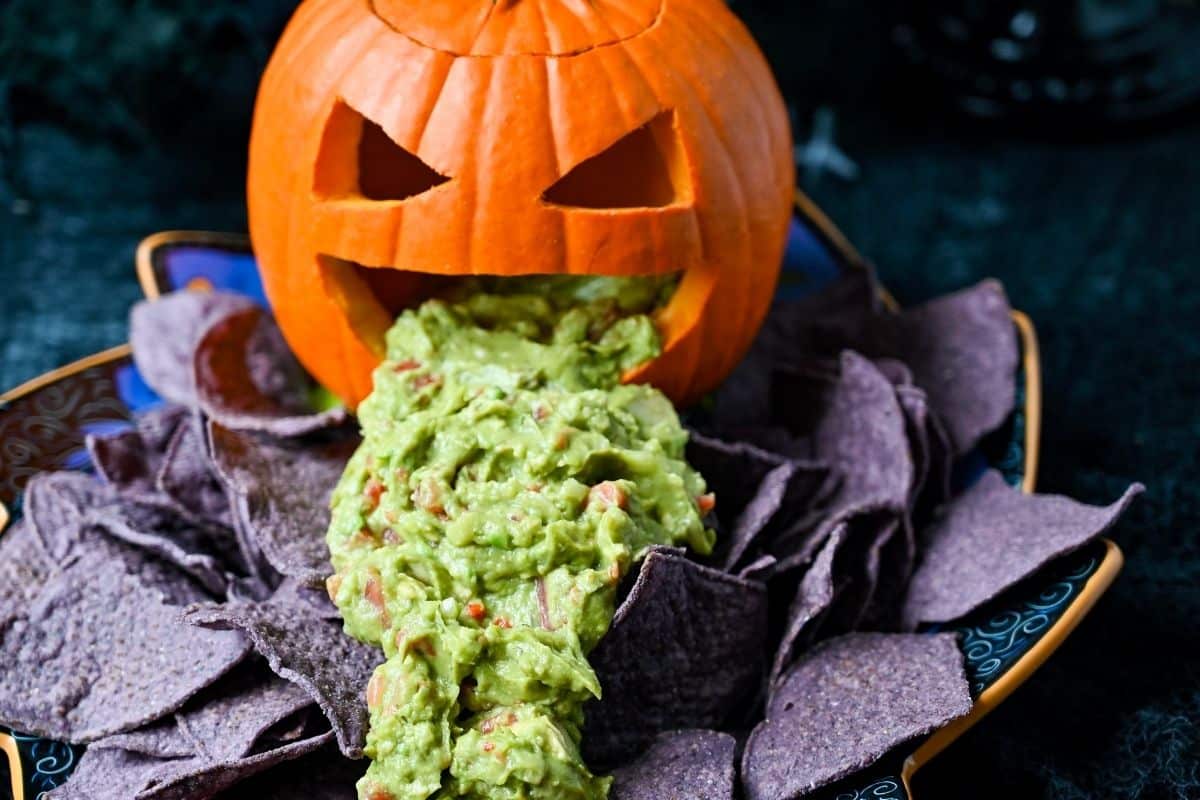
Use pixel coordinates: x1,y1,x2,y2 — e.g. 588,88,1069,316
1,2,1196,797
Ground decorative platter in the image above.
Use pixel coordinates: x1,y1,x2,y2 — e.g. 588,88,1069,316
0,202,1121,800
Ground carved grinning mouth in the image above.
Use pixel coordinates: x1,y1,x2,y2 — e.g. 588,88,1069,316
316,256,685,360
315,256,446,358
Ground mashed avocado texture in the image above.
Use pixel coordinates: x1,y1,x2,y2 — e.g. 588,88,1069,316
326,276,714,800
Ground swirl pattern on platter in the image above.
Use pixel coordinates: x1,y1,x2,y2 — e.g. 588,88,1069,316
833,777,906,800
5,731,82,800
955,550,1101,696
0,364,129,509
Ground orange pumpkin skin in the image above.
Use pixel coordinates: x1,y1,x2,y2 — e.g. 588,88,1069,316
247,0,794,408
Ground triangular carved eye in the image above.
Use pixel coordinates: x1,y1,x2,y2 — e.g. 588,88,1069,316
543,111,689,209
358,115,450,200
314,100,450,201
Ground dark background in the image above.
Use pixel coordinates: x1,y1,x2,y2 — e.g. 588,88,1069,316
1,2,1197,797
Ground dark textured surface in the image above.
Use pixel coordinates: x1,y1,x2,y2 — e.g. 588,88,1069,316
1,2,1197,797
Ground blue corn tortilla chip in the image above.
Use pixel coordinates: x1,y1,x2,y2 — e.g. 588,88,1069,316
611,729,736,800
711,267,883,430
686,432,784,529
769,525,843,684
226,573,278,604
0,520,54,630
87,428,159,496
86,405,189,498
859,515,916,630
902,470,1144,627
767,353,912,575
135,404,193,451
730,274,1017,455
686,432,828,574
130,291,257,406
894,384,931,508
193,305,347,437
744,632,972,800
923,405,955,507
95,662,313,761
872,357,913,386
47,730,333,800
583,548,768,768
227,491,275,581
84,499,234,596
24,470,110,561
208,421,357,585
819,514,899,636
726,460,829,574
183,600,382,759
23,471,214,602
28,467,236,596
873,281,1018,455
156,414,234,528
781,353,913,519
738,553,778,581
270,575,344,621
88,406,226,527
0,551,249,742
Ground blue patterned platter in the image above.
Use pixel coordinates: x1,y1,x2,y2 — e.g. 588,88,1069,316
0,207,1121,800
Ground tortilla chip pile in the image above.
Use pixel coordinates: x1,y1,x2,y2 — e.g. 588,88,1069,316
0,272,1141,799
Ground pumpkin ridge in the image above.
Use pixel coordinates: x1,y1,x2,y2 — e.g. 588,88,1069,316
521,0,550,55
677,4,773,149
272,0,360,89
681,3,793,367
560,42,659,172
576,0,624,49
395,52,457,259
683,2,791,200
463,61,500,274
463,0,500,56
538,54,561,178
593,0,643,40
623,30,756,377
684,8,792,372
366,0,665,59
410,53,457,155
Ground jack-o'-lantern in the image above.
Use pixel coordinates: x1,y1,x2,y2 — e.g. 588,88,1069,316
247,0,794,407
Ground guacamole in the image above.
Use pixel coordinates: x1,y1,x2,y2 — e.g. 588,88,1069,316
326,275,715,800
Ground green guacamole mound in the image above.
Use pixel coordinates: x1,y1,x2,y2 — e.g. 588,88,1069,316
326,275,714,800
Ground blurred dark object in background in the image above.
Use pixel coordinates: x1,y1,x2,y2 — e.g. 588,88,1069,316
0,0,297,206
892,0,1200,126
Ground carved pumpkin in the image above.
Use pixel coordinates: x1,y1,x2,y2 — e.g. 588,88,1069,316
247,0,794,407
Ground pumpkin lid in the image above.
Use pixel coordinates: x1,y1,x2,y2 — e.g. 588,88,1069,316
370,0,661,57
